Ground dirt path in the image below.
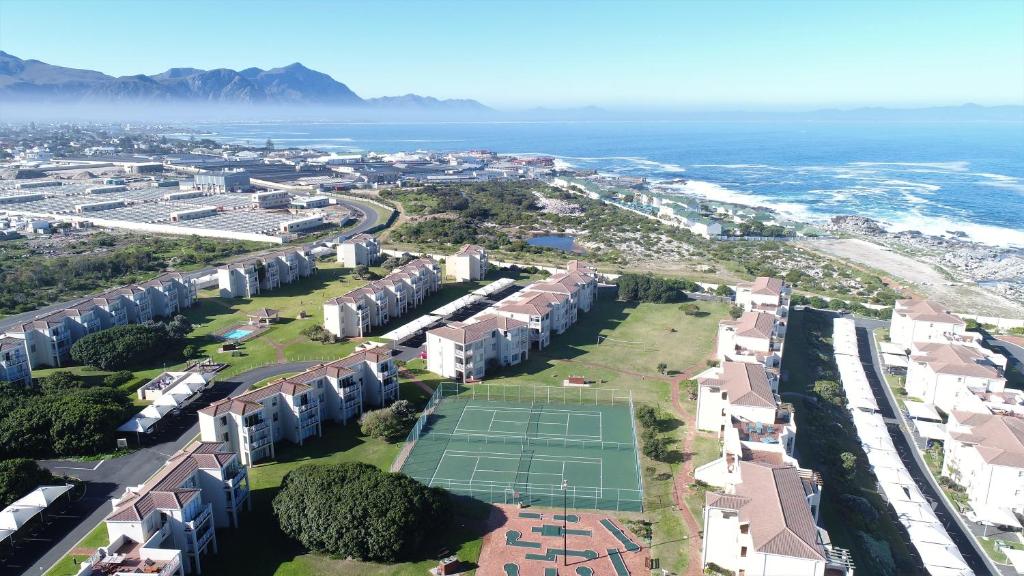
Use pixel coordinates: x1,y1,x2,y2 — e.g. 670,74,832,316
398,369,436,396
668,367,706,576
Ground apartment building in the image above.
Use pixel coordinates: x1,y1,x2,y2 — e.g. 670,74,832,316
702,460,851,576
449,244,488,281
218,249,316,299
337,234,380,267
943,411,1024,516
717,311,785,367
890,299,966,349
99,441,250,575
199,348,397,465
198,380,321,466
527,269,599,315
492,291,570,350
322,258,441,338
736,276,791,316
426,314,530,381
0,336,31,385
142,273,197,319
3,273,196,369
905,341,1008,414
694,362,797,485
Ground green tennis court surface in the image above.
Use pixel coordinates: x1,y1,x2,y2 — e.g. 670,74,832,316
400,388,643,512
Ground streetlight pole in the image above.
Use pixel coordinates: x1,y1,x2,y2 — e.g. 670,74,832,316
561,479,568,566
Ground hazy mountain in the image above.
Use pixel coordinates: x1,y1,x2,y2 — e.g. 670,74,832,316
0,51,488,110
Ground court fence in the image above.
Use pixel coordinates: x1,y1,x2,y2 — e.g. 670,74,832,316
420,477,644,513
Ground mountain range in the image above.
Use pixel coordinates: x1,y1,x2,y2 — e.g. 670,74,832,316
0,51,490,111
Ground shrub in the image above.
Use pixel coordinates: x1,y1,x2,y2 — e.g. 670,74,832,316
635,405,659,430
39,371,84,394
273,462,449,563
728,305,744,319
813,380,847,407
360,401,416,441
0,459,57,508
70,324,170,370
679,302,701,316
102,370,135,388
301,324,336,344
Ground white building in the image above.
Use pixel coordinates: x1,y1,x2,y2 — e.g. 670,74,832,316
323,258,441,339
0,336,31,385
736,276,791,316
199,348,397,465
251,190,290,209
337,234,381,267
717,311,785,368
100,441,250,575
905,341,1008,414
702,460,851,576
449,244,488,282
218,249,316,298
889,300,966,350
943,411,1024,517
426,314,530,381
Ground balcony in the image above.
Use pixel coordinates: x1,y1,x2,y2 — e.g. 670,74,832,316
295,400,319,414
247,435,273,450
185,503,212,532
243,420,268,435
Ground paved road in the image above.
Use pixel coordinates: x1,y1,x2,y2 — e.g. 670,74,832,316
8,362,317,576
0,197,386,334
853,318,998,576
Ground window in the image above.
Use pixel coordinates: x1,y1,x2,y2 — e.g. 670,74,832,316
222,432,229,442
740,546,747,557
273,413,279,422
220,416,227,426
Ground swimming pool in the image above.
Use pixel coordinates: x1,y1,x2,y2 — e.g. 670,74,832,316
223,328,254,340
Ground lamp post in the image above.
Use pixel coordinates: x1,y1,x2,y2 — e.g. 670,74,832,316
561,479,569,566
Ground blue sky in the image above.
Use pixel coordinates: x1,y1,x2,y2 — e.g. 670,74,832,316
1,0,1021,109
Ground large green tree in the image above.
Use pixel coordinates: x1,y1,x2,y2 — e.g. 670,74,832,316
0,459,56,508
273,463,449,563
70,324,170,370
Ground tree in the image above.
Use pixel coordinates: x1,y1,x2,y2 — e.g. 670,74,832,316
729,305,745,319
39,371,84,394
656,362,668,374
714,284,734,297
0,459,56,508
48,388,134,455
70,324,170,370
813,380,846,407
273,463,449,563
840,452,858,477
102,370,134,388
635,405,659,430
640,429,670,461
182,344,199,359
679,303,701,316
163,315,193,340
360,406,406,441
353,265,373,280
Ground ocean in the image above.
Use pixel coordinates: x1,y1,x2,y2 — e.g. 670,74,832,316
195,120,1024,247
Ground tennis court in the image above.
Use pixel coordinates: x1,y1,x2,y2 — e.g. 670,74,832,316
399,383,644,512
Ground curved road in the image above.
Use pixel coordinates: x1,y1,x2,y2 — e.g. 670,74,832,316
13,362,318,576
0,197,385,334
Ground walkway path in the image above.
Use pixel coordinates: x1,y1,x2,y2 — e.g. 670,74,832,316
667,363,707,576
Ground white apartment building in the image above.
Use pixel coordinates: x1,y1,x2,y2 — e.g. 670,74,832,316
251,190,290,209
889,299,966,350
426,314,530,381
3,273,195,369
323,258,441,338
717,311,785,368
702,460,851,576
493,291,571,350
199,380,322,466
694,362,797,487
943,411,1024,516
449,244,488,281
0,336,31,385
100,441,250,575
905,341,1008,414
217,249,315,298
736,276,791,316
337,234,381,267
199,348,397,465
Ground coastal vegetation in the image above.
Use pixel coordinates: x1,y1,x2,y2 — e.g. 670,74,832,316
0,233,261,316
0,458,57,508
69,316,192,370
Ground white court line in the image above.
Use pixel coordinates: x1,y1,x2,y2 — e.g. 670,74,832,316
429,451,451,487
464,404,603,417
444,450,603,464
452,404,470,437
449,426,602,440
429,476,603,491
486,410,498,433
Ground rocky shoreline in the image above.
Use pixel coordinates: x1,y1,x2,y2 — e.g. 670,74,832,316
825,216,1024,307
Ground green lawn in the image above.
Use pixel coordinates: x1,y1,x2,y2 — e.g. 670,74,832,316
43,523,109,576
485,298,728,406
